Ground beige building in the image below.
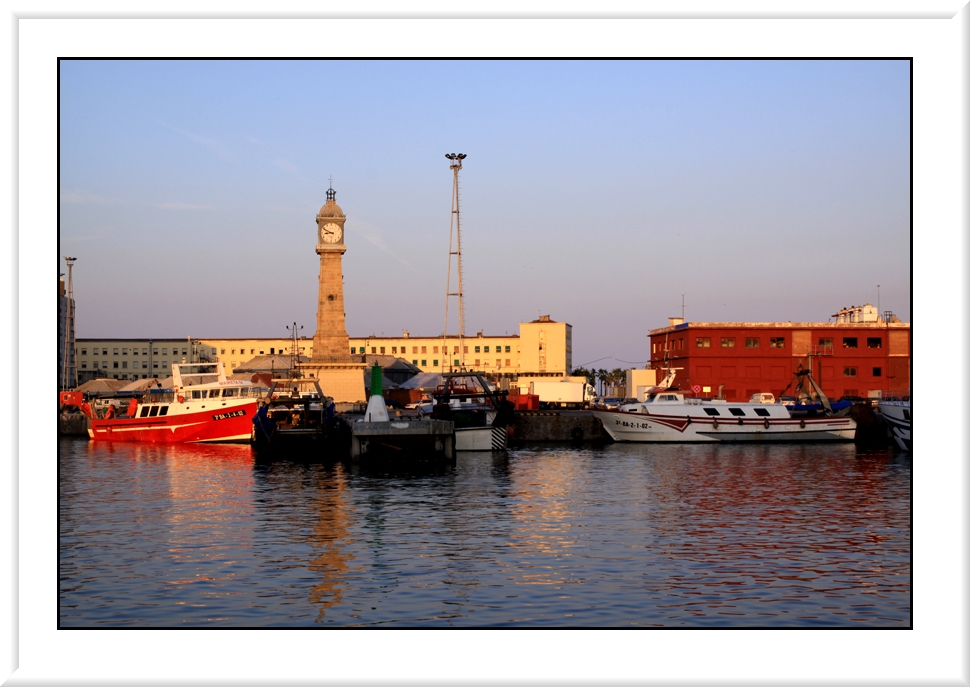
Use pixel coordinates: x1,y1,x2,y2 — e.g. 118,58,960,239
74,338,211,383
75,315,573,385
200,315,571,379
344,315,570,379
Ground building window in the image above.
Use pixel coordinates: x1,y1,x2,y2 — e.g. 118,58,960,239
433,359,438,366
721,338,735,348
818,338,833,349
162,348,167,355
412,347,418,354
81,348,87,355
122,361,128,369
745,338,759,348
132,361,139,369
769,338,785,348
484,346,490,353
505,346,511,352
843,337,858,348
122,348,128,354
433,346,439,354
475,345,481,353
153,363,158,369
454,359,460,366
420,346,427,354
412,360,418,365
392,347,397,354
102,348,107,355
114,348,119,355
844,367,857,377
142,348,147,355
93,349,98,355
463,346,468,354
421,359,427,366
270,348,275,355
696,338,711,348
867,337,882,349
474,359,480,366
506,359,511,366
113,361,119,368
380,347,385,354
369,347,375,354
81,362,87,369
873,367,882,377
350,347,356,354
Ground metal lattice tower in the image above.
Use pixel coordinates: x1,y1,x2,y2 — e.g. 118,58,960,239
62,257,77,390
287,322,303,377
443,153,467,371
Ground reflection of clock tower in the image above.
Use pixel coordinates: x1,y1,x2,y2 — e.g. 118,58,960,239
311,184,351,363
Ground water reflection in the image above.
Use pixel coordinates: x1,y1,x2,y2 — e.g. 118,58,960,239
60,438,910,627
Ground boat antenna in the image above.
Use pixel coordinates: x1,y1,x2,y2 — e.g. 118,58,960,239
443,153,467,371
62,257,77,390
287,321,303,378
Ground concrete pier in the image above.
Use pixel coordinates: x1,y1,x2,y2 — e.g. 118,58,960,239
351,419,455,462
58,414,89,437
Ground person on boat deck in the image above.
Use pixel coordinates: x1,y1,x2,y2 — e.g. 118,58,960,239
127,398,138,417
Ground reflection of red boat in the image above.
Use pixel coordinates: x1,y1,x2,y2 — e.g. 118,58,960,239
75,363,258,444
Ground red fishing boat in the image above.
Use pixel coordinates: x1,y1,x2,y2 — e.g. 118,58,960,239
75,363,259,444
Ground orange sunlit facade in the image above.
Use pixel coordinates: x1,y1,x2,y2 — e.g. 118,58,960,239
648,320,910,401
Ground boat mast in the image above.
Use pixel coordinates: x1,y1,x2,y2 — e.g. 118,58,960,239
62,257,77,390
443,153,467,371
287,321,303,378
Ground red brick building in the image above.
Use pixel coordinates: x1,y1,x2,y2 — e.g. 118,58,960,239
648,317,910,401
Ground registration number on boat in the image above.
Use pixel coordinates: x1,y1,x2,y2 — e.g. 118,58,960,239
212,409,246,421
617,420,650,429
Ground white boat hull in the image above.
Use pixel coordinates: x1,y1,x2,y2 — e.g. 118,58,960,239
592,408,855,443
455,425,508,451
879,401,911,451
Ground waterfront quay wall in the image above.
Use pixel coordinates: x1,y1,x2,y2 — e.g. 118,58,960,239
510,410,610,444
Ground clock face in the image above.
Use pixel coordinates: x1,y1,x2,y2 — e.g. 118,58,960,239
321,222,342,244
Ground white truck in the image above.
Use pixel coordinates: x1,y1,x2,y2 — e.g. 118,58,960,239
528,380,597,409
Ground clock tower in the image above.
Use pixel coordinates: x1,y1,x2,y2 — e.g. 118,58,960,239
311,185,351,363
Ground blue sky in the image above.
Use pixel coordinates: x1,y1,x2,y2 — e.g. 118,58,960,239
59,59,910,369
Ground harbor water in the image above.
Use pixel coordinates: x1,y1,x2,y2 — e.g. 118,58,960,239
59,437,911,627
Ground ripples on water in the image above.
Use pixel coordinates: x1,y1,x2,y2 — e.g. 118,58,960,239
58,438,910,627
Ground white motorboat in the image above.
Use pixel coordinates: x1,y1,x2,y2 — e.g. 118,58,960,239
878,394,911,451
592,391,856,443
590,368,855,443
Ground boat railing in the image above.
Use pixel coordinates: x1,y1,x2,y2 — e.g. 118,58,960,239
881,390,910,402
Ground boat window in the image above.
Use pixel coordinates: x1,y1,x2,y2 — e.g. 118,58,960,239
222,388,237,397
159,406,169,416
209,389,220,398
703,408,720,416
192,390,202,399
753,408,770,417
139,406,150,417
238,388,248,398
148,406,159,417
665,395,678,401
903,409,910,421
729,408,745,416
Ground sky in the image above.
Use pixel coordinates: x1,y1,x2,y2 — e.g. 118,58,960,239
58,59,911,370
